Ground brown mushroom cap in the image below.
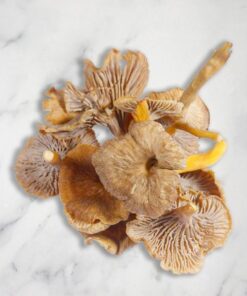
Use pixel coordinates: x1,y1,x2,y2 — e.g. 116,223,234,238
16,134,76,198
92,121,187,218
59,144,129,234
42,87,76,125
126,193,231,274
180,169,223,198
149,88,210,130
83,218,135,255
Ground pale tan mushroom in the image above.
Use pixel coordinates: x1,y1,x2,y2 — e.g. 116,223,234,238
92,120,187,218
148,88,210,130
126,193,231,274
59,144,129,234
84,217,135,255
16,134,75,198
42,87,76,125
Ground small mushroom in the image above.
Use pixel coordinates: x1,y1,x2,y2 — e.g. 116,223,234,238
92,120,187,218
83,217,135,255
16,124,97,198
59,144,129,234
126,193,231,274
16,134,75,198
114,95,183,121
149,88,210,130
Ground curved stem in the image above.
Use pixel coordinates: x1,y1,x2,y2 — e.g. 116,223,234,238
180,42,232,109
43,150,61,165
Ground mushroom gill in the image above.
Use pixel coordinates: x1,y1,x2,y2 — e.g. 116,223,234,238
59,144,129,234
180,169,223,199
126,193,231,274
92,120,186,218
149,88,210,130
16,134,74,198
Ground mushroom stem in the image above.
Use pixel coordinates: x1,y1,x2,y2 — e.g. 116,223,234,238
132,100,150,122
178,140,227,173
43,150,61,165
175,202,198,217
167,123,227,173
166,122,221,141
180,42,232,110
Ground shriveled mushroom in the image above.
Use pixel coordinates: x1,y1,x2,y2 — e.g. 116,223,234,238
84,217,135,255
42,87,76,125
126,192,231,274
92,120,187,218
114,94,184,122
59,144,129,234
148,88,210,130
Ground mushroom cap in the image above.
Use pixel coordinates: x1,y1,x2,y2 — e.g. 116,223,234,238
84,49,148,104
149,88,210,130
59,144,129,234
15,134,77,198
172,129,199,156
84,218,135,255
180,169,224,199
126,193,231,274
92,121,187,218
42,87,76,125
114,96,183,121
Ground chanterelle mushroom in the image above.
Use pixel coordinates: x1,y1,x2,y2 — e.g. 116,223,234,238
59,144,129,234
92,120,187,218
16,129,97,198
126,192,231,274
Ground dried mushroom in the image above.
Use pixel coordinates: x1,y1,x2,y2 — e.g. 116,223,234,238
43,87,76,125
180,169,223,198
16,134,75,197
92,120,187,218
126,193,231,274
59,144,129,234
15,43,232,274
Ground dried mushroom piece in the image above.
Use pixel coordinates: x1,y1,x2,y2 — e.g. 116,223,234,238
15,134,78,198
180,169,223,198
59,144,129,234
84,218,135,255
126,193,231,274
92,121,187,218
80,49,149,135
42,87,76,125
114,95,183,121
149,88,210,130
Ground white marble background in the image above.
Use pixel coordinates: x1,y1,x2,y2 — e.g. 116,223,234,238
0,0,247,295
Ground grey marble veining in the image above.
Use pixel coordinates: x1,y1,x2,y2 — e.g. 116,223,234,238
1,0,247,295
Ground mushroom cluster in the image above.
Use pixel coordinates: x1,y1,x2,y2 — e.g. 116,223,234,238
15,42,232,274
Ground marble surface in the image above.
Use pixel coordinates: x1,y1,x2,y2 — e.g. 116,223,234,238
1,0,247,295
